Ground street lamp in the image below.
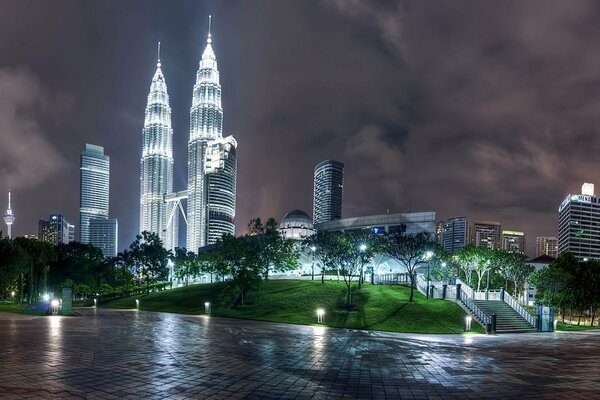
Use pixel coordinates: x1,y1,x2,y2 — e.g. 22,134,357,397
310,246,316,281
168,260,174,287
359,244,368,286
425,251,434,298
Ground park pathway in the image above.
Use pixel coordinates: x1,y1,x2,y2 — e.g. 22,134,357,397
0,309,598,399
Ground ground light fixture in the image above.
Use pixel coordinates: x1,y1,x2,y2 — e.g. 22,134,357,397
205,302,211,314
465,315,472,331
93,298,97,307
316,308,325,323
10,291,15,299
135,299,140,309
51,299,59,315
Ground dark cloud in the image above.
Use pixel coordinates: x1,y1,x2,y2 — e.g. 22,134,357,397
1,0,599,255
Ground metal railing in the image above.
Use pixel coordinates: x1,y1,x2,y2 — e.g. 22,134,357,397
459,285,492,326
473,290,502,301
503,290,537,327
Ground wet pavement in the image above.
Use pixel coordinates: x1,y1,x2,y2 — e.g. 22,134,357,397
0,309,599,399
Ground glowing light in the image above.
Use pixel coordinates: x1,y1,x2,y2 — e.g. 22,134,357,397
51,300,59,307
316,308,325,323
204,301,211,314
43,294,50,302
465,315,472,331
359,244,367,251
441,262,447,268
135,299,140,309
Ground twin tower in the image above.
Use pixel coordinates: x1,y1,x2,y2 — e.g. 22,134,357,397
139,16,237,252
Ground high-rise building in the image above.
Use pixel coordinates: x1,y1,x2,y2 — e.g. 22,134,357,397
3,191,15,239
536,236,558,258
558,183,600,260
90,218,118,258
187,17,237,252
39,214,72,245
205,136,237,245
139,43,178,251
80,144,110,243
501,230,526,253
313,160,344,225
470,221,501,249
438,217,468,253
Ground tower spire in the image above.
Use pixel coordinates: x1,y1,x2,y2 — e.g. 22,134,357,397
207,15,212,44
4,190,15,239
157,41,161,67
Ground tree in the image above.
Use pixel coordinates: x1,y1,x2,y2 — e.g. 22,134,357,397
172,248,198,286
129,231,170,294
214,234,261,307
452,245,496,290
382,232,436,303
247,218,299,280
303,231,332,283
13,237,56,303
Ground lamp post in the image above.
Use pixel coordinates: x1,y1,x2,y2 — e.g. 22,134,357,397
168,260,174,288
359,244,367,287
310,246,316,281
425,251,433,298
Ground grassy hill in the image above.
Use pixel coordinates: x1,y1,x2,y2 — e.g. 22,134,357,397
102,280,482,334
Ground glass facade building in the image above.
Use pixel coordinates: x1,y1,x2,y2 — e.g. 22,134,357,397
90,218,118,258
80,144,109,243
139,48,178,251
437,216,468,254
501,230,526,253
469,221,502,249
187,19,237,252
558,183,600,260
39,214,72,245
313,160,344,225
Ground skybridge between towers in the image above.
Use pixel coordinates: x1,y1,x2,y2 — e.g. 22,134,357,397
165,190,188,229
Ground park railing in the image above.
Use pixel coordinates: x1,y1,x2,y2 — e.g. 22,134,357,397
473,290,502,301
503,290,537,327
458,284,492,327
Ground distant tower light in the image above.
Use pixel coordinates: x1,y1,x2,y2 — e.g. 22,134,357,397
3,190,15,239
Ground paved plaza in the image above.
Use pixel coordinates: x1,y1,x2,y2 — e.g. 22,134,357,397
0,309,599,399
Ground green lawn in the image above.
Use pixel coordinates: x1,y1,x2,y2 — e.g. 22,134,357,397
556,321,599,332
102,280,483,334
0,302,27,314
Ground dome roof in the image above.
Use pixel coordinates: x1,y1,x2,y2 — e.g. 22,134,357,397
280,209,314,230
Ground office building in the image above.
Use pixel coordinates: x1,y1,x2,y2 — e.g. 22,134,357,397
470,221,501,249
205,136,237,245
437,217,468,253
536,236,558,258
139,43,177,251
187,17,237,252
501,230,526,253
313,160,344,225
80,144,109,243
558,182,600,260
315,211,435,236
90,219,118,258
39,214,72,245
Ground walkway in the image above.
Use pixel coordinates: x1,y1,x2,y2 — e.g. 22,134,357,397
0,309,598,399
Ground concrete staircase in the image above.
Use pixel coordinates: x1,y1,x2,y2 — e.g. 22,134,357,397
475,300,536,333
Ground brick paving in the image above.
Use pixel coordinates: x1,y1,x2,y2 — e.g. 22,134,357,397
0,309,599,399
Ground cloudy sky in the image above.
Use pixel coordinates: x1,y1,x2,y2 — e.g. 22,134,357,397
1,0,600,256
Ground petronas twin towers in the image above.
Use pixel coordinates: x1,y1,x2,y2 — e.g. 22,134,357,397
139,17,237,252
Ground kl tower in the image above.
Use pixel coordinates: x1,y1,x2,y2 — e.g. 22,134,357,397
4,191,15,239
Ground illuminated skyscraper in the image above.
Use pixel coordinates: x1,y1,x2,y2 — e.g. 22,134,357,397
313,160,344,224
80,144,109,243
536,236,558,258
39,214,72,245
469,221,502,249
139,43,178,250
187,17,237,251
437,216,468,254
3,191,15,239
558,183,600,260
501,230,526,253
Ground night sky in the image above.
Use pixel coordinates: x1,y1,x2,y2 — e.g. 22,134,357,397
2,0,600,256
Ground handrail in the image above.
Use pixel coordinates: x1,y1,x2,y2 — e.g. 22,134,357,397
503,291,537,327
459,286,492,326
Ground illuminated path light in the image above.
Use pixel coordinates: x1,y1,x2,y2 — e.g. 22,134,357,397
0,309,598,398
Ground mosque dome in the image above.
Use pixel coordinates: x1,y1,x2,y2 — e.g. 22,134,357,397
279,210,315,240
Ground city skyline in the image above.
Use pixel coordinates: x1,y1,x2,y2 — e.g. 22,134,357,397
3,1,600,255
